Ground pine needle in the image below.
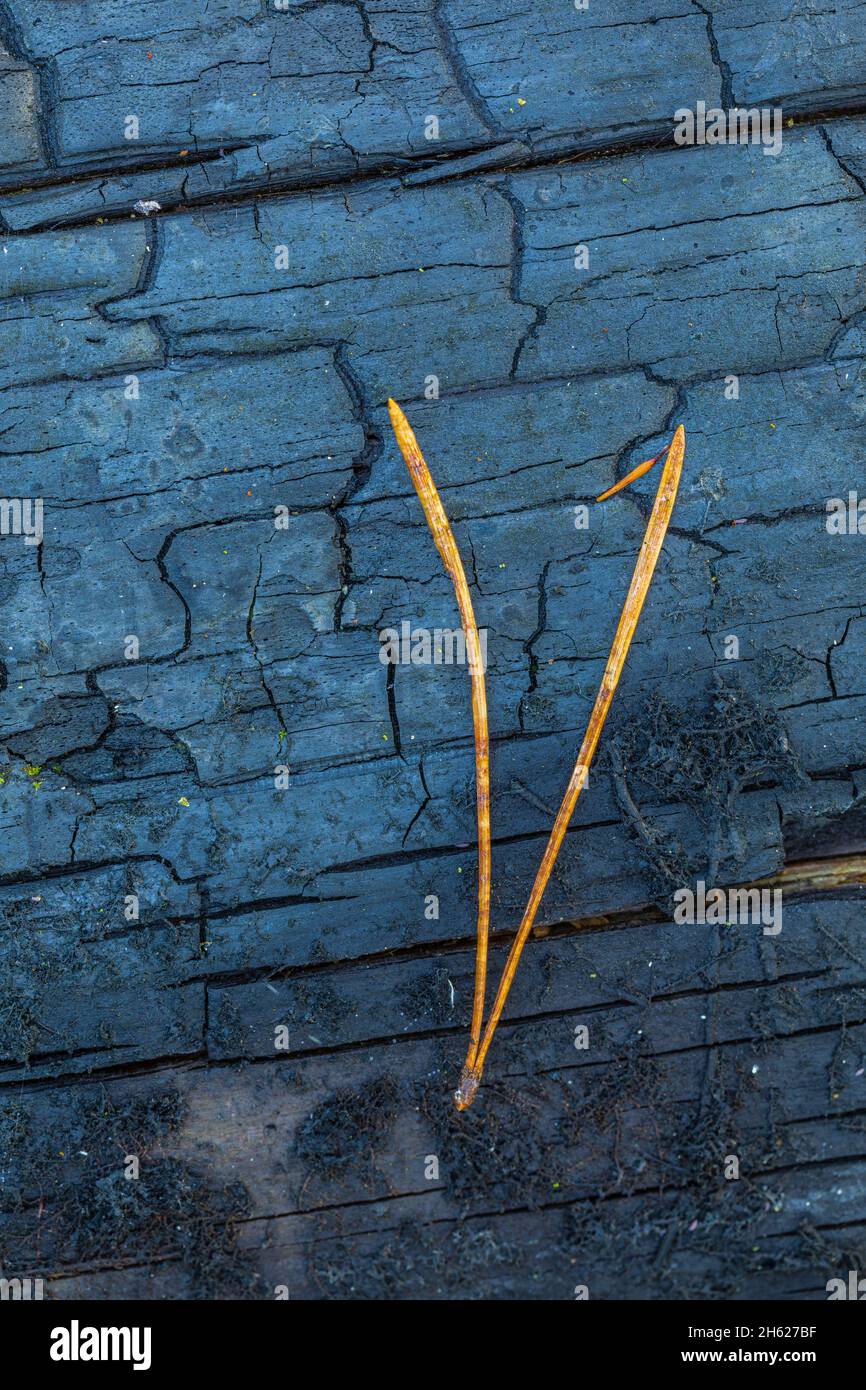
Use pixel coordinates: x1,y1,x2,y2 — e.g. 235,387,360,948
596,442,669,502
388,399,492,1072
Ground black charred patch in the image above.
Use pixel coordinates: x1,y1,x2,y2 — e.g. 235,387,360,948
398,967,455,1027
418,1074,554,1212
606,678,805,899
309,1219,519,1300
295,1074,400,1188
0,1088,258,1299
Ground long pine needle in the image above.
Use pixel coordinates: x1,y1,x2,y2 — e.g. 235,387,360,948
388,399,492,1073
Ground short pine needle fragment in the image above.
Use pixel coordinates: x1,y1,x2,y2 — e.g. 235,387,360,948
596,442,670,501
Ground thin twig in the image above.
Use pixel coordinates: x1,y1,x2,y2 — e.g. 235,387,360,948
455,425,686,1110
387,399,492,1072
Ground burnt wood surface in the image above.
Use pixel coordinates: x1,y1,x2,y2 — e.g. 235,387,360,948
1,1,866,1300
